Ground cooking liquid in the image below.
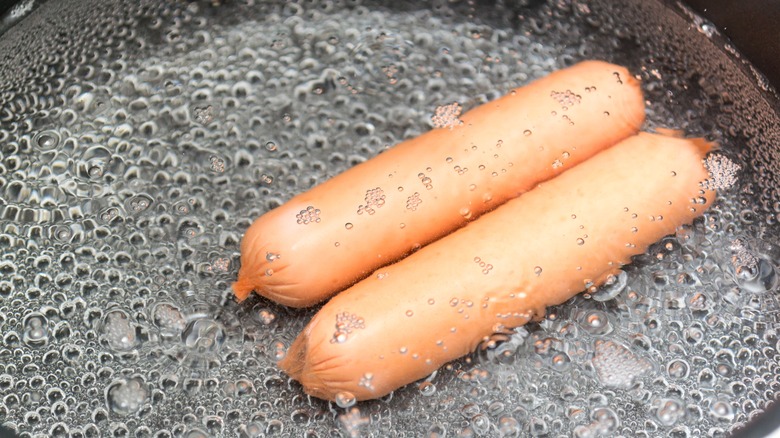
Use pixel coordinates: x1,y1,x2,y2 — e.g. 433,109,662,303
0,0,778,436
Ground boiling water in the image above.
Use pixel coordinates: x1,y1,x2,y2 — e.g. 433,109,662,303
1,0,779,436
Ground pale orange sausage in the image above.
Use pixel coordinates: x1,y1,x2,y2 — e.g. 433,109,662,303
234,61,645,307
278,132,716,401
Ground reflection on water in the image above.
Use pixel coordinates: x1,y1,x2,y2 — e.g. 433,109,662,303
0,0,779,436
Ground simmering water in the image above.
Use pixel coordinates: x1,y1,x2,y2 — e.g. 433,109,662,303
0,0,779,436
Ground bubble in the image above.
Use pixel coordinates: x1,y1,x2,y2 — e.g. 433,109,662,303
335,391,356,408
591,271,628,301
591,408,620,436
418,173,433,190
418,381,436,396
655,398,685,426
33,130,61,150
534,266,543,276
99,309,139,351
252,306,276,325
551,352,571,370
296,206,321,225
357,373,374,391
193,105,214,124
22,313,49,347
431,102,463,129
730,241,777,292
472,413,491,435
125,194,153,214
406,192,422,211
105,377,149,416
527,416,549,436
209,155,226,172
151,303,186,334
667,359,690,379
48,224,73,242
698,368,716,387
428,422,448,438
331,312,365,344
185,429,210,438
710,399,734,421
498,416,521,437
99,207,122,224
684,325,705,344
580,310,612,335
339,407,369,436
209,257,230,272
266,419,284,435
181,318,226,354
173,201,191,215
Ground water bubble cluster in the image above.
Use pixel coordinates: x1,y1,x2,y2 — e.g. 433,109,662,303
405,191,422,211
591,339,653,389
296,206,322,225
0,0,779,435
431,102,463,129
702,153,740,190
332,312,366,344
730,238,759,275
357,187,386,215
550,89,582,109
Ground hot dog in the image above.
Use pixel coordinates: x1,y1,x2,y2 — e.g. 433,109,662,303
234,61,646,307
278,132,716,401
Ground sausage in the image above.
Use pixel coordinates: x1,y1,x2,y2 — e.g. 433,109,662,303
233,60,646,307
278,132,716,401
